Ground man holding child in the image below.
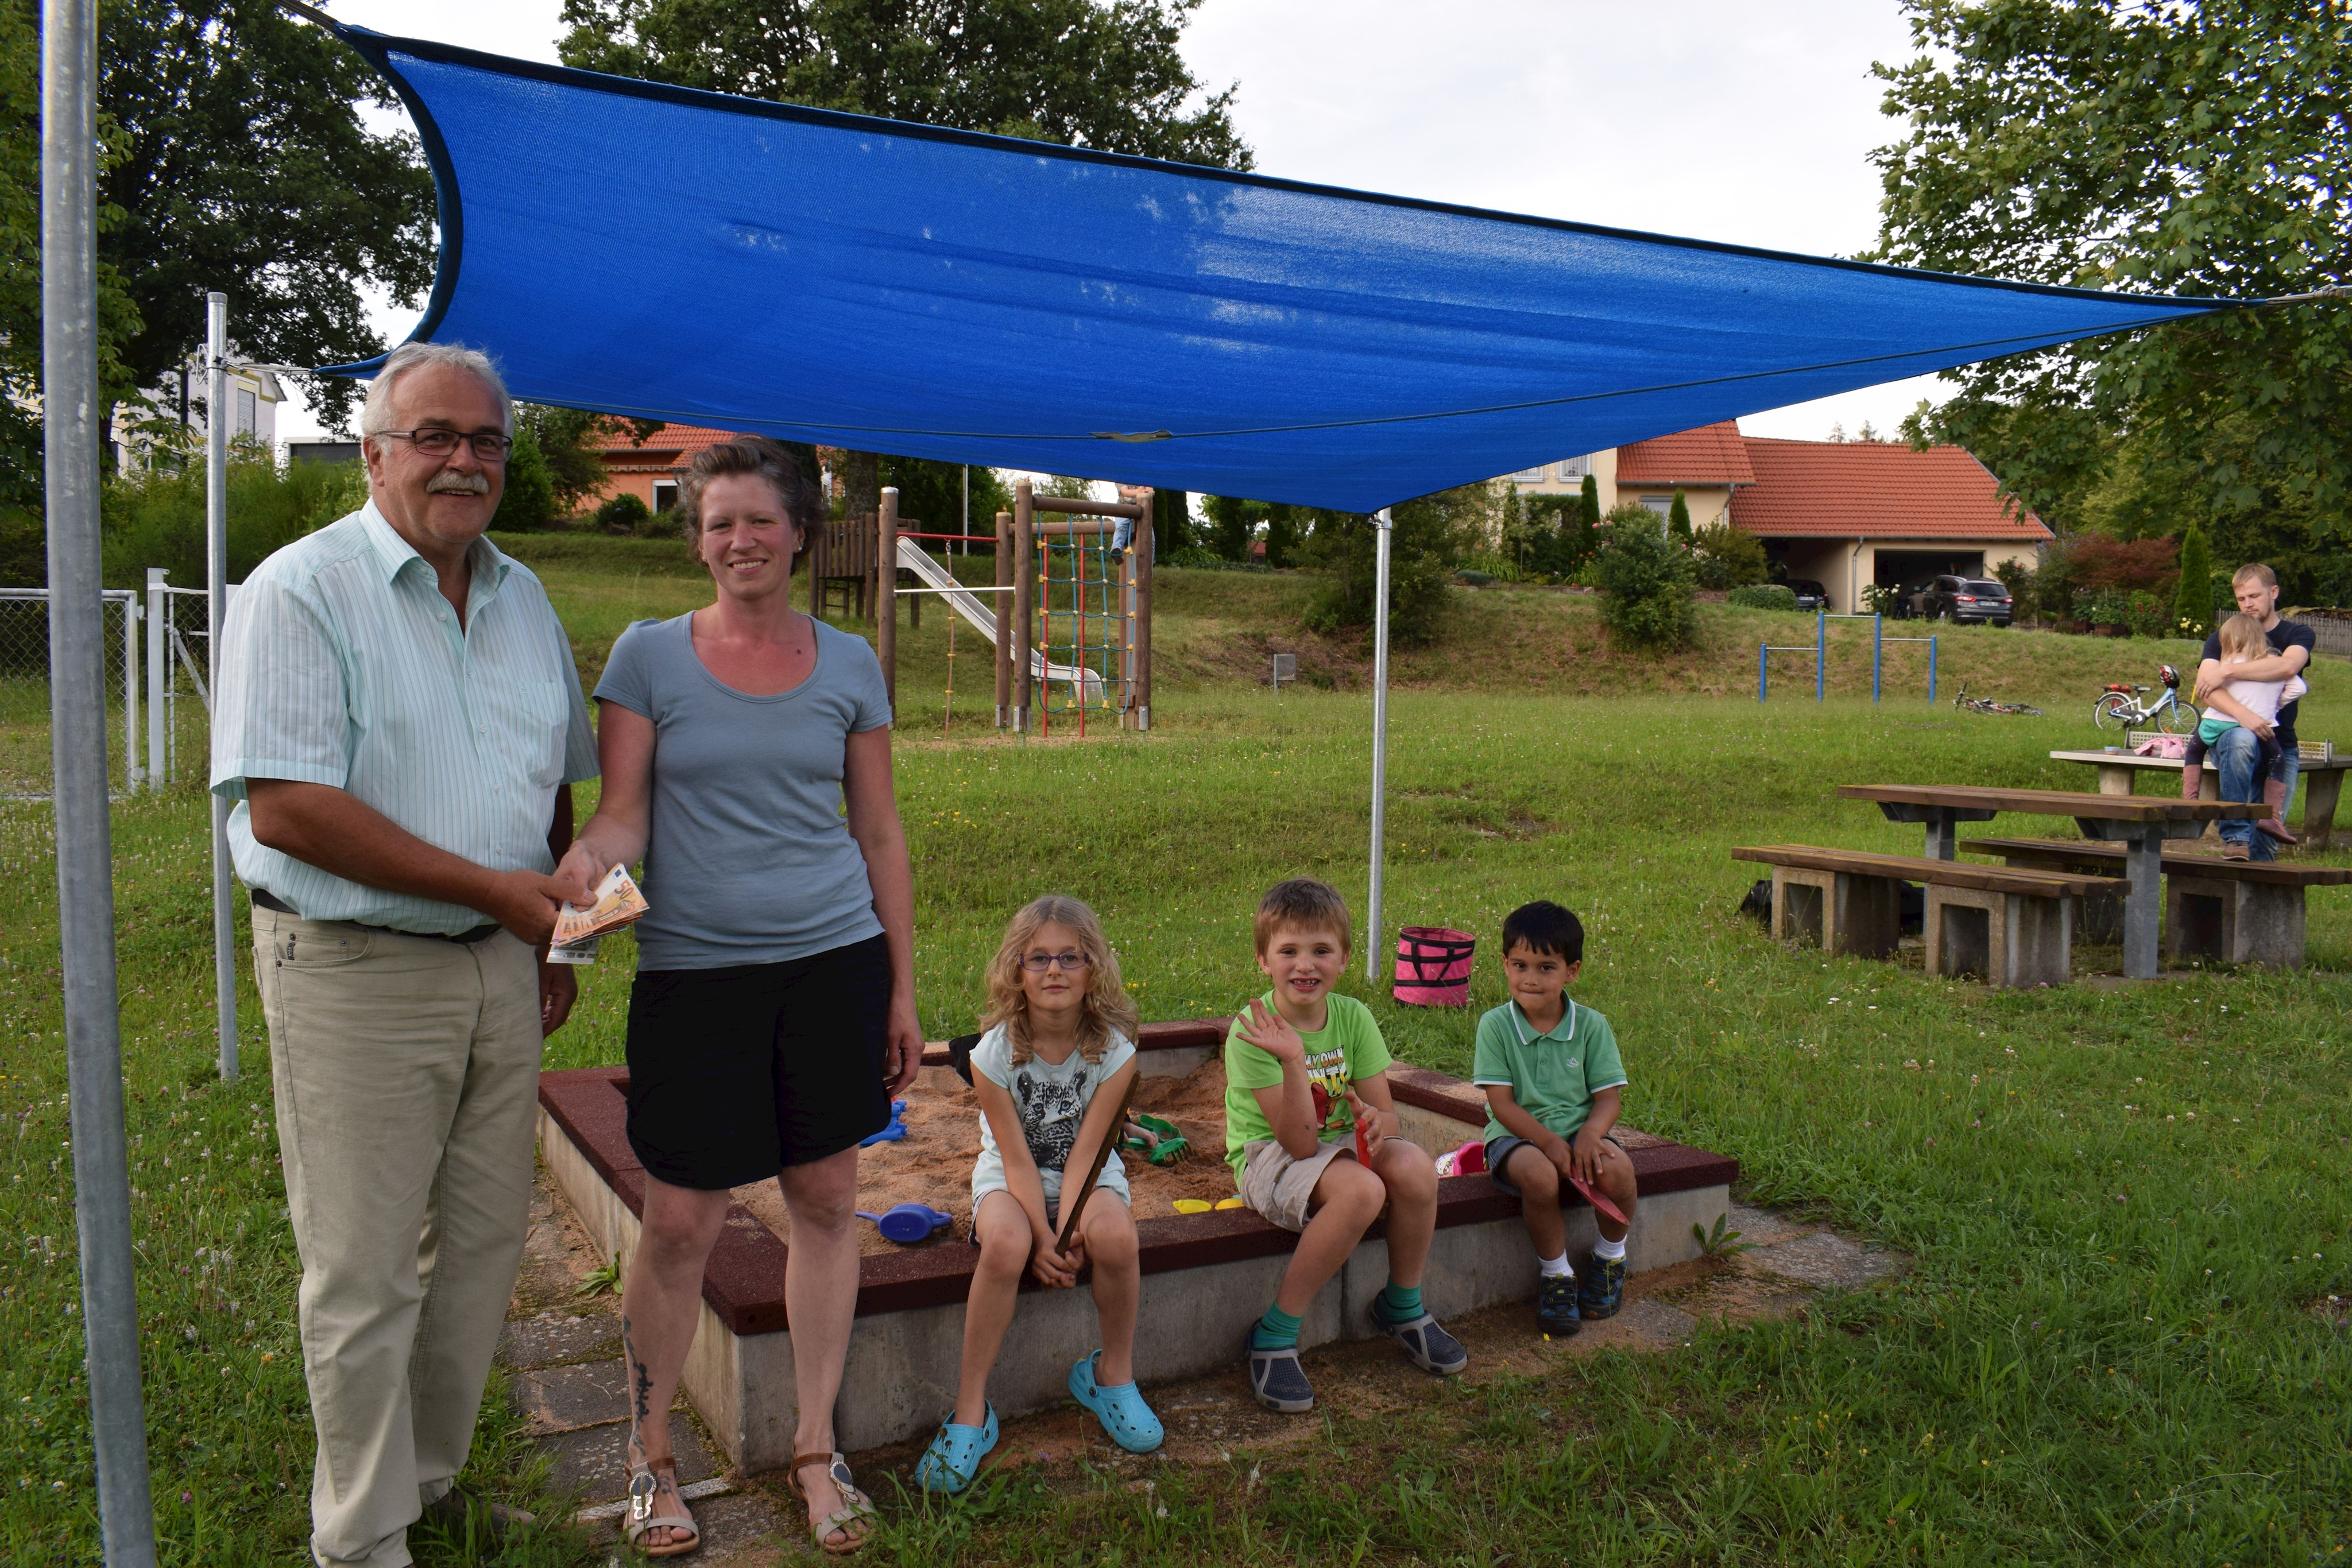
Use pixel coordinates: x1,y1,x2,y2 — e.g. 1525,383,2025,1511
2195,563,2314,862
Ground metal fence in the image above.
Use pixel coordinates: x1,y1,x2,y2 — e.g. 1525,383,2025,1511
0,576,225,797
0,589,141,797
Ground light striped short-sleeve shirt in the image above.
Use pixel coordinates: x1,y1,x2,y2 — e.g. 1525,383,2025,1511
211,502,599,935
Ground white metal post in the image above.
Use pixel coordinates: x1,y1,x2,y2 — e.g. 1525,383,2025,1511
206,293,238,1081
1365,507,1393,983
121,590,138,789
145,569,167,787
42,0,161,1558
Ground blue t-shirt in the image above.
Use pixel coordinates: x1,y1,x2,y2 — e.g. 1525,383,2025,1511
594,614,892,969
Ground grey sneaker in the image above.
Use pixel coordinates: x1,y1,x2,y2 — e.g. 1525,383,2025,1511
1370,1302,1469,1375
1245,1333,1316,1412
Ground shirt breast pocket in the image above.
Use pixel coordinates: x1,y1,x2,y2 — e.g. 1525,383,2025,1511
483,679,570,792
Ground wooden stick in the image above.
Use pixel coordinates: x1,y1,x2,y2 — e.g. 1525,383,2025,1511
1055,1075,1137,1256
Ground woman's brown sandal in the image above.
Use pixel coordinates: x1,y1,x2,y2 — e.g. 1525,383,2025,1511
788,1451,876,1557
623,1455,701,1558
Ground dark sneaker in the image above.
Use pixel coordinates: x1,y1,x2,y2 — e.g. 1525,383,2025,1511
1245,1333,1316,1413
1370,1302,1469,1375
1536,1272,1581,1337
1579,1253,1627,1320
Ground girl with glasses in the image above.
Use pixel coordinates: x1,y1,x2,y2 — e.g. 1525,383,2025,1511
918,895,1162,1491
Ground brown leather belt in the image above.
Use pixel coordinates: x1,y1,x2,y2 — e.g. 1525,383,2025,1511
250,888,502,946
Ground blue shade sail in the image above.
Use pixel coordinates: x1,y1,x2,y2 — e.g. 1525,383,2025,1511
324,22,2237,513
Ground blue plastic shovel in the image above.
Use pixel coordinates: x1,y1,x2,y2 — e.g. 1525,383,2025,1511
857,1203,953,1244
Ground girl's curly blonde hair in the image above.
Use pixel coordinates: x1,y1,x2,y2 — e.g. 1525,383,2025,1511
978,895,1140,1067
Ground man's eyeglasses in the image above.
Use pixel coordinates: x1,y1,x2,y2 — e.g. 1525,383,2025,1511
1020,951,1091,972
378,428,514,463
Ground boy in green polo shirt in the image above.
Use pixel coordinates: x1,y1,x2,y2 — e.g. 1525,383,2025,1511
1472,900,1635,1337
1224,878,1463,1413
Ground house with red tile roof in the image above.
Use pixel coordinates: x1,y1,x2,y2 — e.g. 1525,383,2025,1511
583,422,751,517
1507,420,2047,613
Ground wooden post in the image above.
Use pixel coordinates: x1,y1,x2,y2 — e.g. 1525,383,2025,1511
877,490,898,711
1013,482,1035,732
994,509,1013,727
1123,490,1151,725
806,512,826,617
1134,507,1152,731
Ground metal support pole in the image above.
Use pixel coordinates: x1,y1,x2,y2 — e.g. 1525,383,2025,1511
877,488,898,715
121,590,139,788
42,0,161,1555
206,292,237,1083
145,570,167,787
960,464,969,557
1365,508,1393,984
1872,614,1882,704
1815,611,1825,703
1758,644,1767,703
1134,506,1152,731
1928,636,1938,704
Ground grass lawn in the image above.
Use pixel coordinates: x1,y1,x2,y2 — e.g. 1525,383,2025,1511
2,540,2347,1564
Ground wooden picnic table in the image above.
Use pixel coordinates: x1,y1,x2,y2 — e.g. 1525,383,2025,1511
1836,784,2261,981
2047,748,2350,846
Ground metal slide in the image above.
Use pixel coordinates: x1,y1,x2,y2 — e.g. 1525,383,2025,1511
895,537,1105,704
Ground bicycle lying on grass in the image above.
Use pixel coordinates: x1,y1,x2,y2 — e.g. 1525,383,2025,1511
1953,687,2044,717
2092,663,2197,734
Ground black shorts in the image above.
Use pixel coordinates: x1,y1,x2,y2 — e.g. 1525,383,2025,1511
1484,1130,1624,1197
624,934,893,1190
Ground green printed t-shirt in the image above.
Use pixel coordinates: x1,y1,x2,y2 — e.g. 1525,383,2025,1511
1471,998,1626,1144
1222,992,1394,1180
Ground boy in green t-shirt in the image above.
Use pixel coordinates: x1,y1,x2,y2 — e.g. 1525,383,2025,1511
1224,878,1464,1412
1472,900,1636,1338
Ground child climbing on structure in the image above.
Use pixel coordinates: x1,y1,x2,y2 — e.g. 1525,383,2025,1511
917,896,1162,1494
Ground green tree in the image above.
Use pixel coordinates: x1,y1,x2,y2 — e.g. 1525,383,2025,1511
1302,489,1473,648
1870,0,2351,529
1,0,141,506
879,455,1009,544
76,2,438,433
1151,486,1192,554
1594,504,1696,650
1666,488,1692,541
560,0,1252,521
1201,493,1254,562
497,424,560,531
2171,523,2214,637
1691,519,1768,590
514,406,667,519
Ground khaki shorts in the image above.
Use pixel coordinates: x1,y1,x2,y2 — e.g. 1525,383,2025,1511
1239,1136,1361,1232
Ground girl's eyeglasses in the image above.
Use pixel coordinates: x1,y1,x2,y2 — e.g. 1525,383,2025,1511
1021,951,1091,972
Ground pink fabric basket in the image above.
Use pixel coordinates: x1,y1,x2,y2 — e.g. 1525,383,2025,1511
1394,926,1476,1007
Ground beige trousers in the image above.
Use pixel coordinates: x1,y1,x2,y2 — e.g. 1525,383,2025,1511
254,907,542,1568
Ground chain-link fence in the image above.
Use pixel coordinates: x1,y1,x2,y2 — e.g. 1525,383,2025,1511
0,589,142,797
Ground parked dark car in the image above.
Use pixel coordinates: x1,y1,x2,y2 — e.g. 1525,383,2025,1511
1785,578,1828,611
1914,575,2012,626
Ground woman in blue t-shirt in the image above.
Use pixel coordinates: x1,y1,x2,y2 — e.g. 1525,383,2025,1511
558,437,918,1557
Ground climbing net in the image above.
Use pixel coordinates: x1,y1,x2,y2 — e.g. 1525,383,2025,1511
1035,524,1133,739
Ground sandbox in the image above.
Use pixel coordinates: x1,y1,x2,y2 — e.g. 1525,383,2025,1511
537,1020,1738,1471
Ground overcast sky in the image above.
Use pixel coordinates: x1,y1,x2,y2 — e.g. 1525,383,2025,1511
287,0,1949,451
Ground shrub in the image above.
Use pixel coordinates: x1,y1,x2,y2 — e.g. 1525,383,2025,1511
1593,504,1696,649
1728,583,1800,611
1858,582,1906,616
496,423,559,530
1302,486,1475,647
100,450,365,590
595,492,652,535
1690,521,1769,591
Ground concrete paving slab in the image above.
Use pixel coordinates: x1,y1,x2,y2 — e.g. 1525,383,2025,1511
1751,1230,1902,1291
500,1308,621,1370
1724,1203,1812,1248
1615,1297,1698,1345
512,1359,633,1435
540,1413,722,1503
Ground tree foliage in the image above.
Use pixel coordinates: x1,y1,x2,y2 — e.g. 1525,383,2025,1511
1593,504,1696,650
1872,1,2350,528
1301,490,1473,648
82,2,437,432
2172,523,2214,636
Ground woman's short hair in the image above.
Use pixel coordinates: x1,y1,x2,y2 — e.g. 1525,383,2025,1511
675,437,824,551
978,895,1140,1066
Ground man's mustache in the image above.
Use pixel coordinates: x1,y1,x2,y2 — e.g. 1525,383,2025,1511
425,471,491,496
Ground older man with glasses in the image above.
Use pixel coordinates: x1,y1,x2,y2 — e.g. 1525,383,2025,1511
212,341,599,1566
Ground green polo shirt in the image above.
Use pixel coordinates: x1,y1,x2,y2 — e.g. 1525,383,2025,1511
1471,997,1626,1144
1223,992,1392,1180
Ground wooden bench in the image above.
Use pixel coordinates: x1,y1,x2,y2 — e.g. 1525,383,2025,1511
1962,837,2349,969
1733,845,2122,988
2048,734,2348,846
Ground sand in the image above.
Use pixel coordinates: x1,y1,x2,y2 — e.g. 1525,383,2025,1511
733,1058,1243,1257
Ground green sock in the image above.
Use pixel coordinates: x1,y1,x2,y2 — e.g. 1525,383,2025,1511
1380,1281,1423,1322
1251,1304,1302,1350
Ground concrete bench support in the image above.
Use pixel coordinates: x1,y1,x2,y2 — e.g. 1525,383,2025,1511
2165,872,2307,969
1769,865,1901,958
1925,882,2072,988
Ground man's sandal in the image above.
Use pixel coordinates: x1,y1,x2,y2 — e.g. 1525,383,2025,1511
623,1456,700,1558
790,1451,877,1557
